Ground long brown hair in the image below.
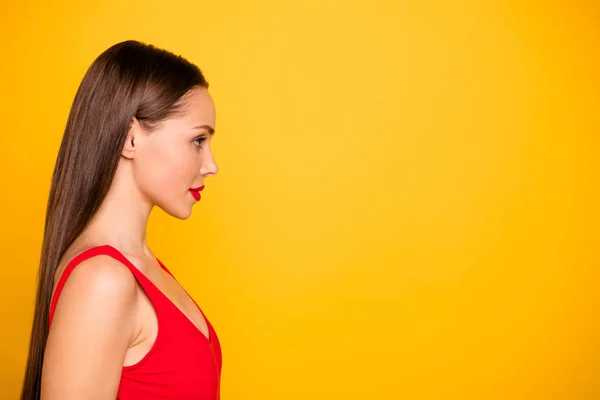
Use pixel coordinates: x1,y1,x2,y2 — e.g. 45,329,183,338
20,40,208,400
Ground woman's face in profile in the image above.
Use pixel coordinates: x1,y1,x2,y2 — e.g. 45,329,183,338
130,87,218,219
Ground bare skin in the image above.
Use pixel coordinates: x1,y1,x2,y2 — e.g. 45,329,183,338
41,87,219,400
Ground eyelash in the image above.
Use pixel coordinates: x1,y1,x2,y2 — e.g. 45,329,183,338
193,137,207,148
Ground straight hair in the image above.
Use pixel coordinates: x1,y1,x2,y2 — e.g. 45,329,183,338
20,40,208,400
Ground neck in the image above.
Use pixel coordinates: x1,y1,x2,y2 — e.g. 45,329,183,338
82,162,153,258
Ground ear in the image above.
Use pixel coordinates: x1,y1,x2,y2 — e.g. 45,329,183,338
121,117,141,159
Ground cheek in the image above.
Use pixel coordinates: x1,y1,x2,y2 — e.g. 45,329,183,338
135,143,198,198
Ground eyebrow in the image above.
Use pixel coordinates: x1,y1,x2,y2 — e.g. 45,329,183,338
192,124,215,135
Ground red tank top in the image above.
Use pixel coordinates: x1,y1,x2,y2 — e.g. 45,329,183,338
48,244,222,399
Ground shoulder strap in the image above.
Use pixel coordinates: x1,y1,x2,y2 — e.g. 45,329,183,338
156,257,176,279
48,244,164,328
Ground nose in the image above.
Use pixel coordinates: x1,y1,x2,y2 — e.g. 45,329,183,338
200,149,219,177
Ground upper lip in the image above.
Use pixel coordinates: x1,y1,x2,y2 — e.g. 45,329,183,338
190,185,204,191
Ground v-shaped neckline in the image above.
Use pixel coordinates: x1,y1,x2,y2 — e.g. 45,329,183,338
103,244,212,343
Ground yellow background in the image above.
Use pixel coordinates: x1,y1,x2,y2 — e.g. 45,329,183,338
1,0,599,398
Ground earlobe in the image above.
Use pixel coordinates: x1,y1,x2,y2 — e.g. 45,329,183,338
121,117,138,159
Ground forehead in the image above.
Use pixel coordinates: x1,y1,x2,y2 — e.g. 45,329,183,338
176,87,216,128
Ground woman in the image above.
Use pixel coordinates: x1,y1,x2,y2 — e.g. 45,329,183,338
20,40,222,400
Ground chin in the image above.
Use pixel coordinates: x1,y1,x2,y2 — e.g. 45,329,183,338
159,204,193,220
175,209,193,220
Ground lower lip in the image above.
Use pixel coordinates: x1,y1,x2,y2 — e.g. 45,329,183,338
189,190,201,201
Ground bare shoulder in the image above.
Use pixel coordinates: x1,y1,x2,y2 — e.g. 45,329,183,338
43,254,139,398
50,253,139,339
55,254,138,310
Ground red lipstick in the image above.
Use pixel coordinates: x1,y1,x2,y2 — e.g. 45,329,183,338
189,185,204,201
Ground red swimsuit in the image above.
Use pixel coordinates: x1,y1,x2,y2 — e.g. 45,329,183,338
48,244,222,399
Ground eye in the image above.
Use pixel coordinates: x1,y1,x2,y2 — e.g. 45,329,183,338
193,136,207,148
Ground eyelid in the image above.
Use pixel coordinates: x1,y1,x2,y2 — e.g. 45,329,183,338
193,136,207,147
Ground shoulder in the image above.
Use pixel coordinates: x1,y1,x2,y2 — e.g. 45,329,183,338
61,254,138,301
43,254,140,398
51,254,139,330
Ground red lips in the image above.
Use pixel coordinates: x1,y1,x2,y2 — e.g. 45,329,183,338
189,185,204,201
